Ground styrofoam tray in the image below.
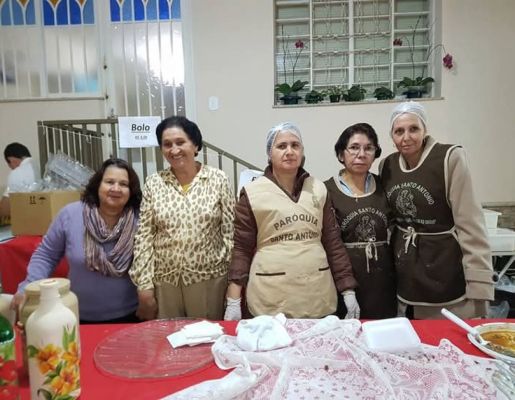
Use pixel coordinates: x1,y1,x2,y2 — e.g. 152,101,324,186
362,317,421,353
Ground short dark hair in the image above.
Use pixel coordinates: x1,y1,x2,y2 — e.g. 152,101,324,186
155,116,203,154
334,123,382,163
81,158,142,211
4,142,31,162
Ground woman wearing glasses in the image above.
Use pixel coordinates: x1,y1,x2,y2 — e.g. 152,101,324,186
379,101,495,319
325,123,397,319
224,122,359,320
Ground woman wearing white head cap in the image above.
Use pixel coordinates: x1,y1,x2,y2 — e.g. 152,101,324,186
379,101,495,319
224,122,359,320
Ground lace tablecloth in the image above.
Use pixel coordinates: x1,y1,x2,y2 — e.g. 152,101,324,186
164,317,504,400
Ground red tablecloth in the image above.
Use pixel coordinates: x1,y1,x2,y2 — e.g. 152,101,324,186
0,236,68,293
13,319,514,400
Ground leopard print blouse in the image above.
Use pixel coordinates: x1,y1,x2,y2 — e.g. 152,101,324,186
129,164,235,290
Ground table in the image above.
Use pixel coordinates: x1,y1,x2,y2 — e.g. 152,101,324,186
493,251,515,280
0,235,68,294
13,319,514,400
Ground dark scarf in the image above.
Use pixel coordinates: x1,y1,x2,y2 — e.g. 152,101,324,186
83,203,136,277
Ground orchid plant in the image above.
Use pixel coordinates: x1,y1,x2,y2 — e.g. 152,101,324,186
394,16,454,97
275,26,308,102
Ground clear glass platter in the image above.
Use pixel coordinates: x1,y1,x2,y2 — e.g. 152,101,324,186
94,319,215,379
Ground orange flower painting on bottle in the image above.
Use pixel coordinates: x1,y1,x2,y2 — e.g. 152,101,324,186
27,326,80,400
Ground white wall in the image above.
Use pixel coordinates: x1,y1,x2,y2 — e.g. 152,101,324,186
187,0,515,203
0,99,104,193
2,0,514,203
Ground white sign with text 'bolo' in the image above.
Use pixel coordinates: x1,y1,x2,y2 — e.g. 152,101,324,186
118,116,160,148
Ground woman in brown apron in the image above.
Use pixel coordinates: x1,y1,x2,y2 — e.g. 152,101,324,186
379,101,495,319
325,123,397,319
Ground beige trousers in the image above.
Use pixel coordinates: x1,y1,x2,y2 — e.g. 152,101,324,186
401,299,490,319
155,274,227,320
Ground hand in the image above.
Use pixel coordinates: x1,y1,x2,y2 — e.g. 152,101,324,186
10,292,25,311
10,292,25,323
136,289,158,321
224,297,242,321
342,290,360,319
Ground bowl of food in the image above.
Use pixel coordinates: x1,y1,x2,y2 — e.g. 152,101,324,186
468,322,515,363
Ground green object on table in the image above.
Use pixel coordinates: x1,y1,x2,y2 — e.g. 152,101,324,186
0,281,19,397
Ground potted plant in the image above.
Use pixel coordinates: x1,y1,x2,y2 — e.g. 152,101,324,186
304,90,325,104
393,16,455,99
326,86,343,103
275,29,309,105
343,84,366,102
397,76,435,99
373,86,395,100
275,80,309,104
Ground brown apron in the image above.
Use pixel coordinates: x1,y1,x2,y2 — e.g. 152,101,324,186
381,143,466,305
325,174,396,318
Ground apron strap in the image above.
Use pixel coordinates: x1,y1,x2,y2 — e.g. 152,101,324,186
344,239,388,273
397,225,457,254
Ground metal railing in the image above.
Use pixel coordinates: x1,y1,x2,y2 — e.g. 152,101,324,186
37,118,261,196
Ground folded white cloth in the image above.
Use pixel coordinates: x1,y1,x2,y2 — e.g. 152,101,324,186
167,321,224,348
236,313,292,352
182,321,224,338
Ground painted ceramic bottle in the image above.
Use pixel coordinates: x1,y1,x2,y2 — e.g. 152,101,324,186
18,278,79,381
26,279,80,400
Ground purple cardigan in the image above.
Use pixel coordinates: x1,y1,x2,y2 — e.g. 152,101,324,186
18,201,138,321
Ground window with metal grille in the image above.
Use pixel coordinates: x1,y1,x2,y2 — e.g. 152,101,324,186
0,0,184,116
274,0,442,104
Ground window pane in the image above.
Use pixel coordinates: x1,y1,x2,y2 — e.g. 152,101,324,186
277,4,309,19
396,0,429,13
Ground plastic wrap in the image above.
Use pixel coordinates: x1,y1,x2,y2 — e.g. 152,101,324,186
8,152,94,193
42,152,94,190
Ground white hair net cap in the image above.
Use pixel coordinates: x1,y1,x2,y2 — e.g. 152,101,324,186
266,122,303,158
390,101,427,133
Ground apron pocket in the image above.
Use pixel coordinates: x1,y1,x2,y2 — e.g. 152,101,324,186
255,272,286,276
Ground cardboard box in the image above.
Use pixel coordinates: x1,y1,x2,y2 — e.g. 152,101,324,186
10,191,81,236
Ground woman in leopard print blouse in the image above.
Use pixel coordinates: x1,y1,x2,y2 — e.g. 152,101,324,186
130,116,235,320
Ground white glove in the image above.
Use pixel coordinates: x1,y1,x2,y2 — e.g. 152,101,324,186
342,290,360,319
224,297,242,321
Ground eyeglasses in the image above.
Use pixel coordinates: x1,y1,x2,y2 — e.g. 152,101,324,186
345,144,377,156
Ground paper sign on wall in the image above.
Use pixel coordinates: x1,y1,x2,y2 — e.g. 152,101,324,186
118,116,161,148
237,169,263,195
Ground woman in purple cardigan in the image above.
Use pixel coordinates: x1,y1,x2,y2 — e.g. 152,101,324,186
12,158,142,323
